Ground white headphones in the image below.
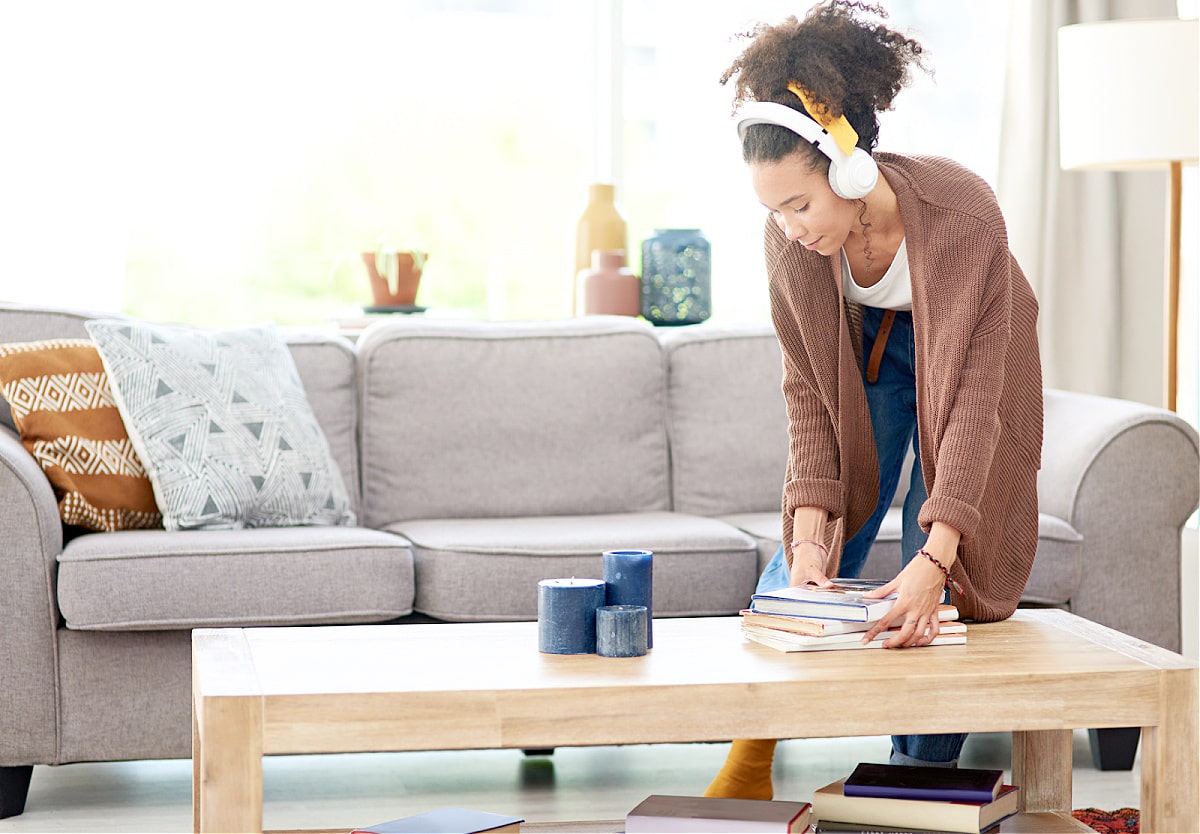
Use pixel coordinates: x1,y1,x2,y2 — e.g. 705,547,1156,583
736,100,879,200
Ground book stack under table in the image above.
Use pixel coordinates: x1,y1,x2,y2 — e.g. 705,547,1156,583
812,763,1021,833
741,580,964,652
625,795,812,833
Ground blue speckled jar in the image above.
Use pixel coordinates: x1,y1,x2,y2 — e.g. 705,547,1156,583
640,228,711,326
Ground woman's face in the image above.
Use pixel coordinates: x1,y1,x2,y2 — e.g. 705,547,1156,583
750,150,858,257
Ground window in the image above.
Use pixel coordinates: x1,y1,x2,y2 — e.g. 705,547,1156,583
0,1,1009,327
2,1,595,325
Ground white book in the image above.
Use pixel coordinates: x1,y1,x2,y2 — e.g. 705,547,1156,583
743,620,967,648
744,626,967,653
739,604,959,637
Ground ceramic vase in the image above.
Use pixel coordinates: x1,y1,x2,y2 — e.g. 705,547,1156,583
574,184,627,314
579,250,640,317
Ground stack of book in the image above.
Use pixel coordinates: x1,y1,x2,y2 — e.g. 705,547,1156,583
741,579,965,652
812,763,1020,833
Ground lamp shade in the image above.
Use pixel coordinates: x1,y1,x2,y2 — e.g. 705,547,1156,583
1057,18,1198,170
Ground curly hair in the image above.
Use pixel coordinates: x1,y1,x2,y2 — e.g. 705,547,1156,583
721,1,928,166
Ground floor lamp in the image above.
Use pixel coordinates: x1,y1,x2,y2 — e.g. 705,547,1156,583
1057,17,1198,411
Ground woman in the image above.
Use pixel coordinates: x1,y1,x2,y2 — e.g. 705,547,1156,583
705,1,1043,800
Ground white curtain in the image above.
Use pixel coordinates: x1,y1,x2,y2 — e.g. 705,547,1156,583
998,0,1178,407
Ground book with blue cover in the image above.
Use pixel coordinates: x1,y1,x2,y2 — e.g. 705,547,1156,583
750,579,897,621
844,762,1004,803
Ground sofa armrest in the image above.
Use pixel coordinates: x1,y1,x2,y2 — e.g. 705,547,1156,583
1039,389,1199,652
0,425,64,765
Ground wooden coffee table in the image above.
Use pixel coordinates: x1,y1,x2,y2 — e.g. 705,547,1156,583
191,609,1197,834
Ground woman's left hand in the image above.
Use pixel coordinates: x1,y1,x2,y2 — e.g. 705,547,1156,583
859,521,962,648
859,556,947,647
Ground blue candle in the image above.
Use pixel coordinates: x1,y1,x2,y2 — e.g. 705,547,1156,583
596,605,648,657
602,549,653,648
537,578,605,654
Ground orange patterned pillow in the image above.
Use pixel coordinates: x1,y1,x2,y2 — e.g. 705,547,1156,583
0,339,162,531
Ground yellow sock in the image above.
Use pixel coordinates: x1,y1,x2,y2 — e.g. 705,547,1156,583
703,738,777,800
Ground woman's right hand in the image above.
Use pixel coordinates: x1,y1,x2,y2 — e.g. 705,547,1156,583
788,541,834,588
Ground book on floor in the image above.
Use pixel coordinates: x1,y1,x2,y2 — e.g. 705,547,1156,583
739,604,960,637
814,818,1002,833
625,794,812,833
750,580,897,621
350,806,524,833
744,622,966,652
843,762,1004,803
812,779,1020,834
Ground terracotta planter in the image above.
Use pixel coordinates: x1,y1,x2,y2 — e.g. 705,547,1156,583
362,250,427,307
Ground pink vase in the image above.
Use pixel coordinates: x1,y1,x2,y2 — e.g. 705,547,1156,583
579,250,639,317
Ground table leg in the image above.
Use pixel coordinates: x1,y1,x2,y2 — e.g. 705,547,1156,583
1011,729,1072,813
194,692,263,834
1138,668,1199,834
192,699,200,834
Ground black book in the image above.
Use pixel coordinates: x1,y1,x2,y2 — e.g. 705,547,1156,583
844,763,1004,803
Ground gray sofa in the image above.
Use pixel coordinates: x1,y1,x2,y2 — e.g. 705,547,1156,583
1,303,1197,817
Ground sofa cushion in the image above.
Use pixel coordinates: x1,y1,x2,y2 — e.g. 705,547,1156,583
1014,514,1084,605
56,527,414,630
661,324,789,517
0,338,161,531
86,319,354,530
385,510,759,621
284,333,362,518
357,317,670,528
715,512,781,576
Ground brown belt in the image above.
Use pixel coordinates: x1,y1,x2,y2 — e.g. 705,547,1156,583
866,309,896,384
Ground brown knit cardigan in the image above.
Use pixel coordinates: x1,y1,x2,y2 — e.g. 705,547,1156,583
767,153,1043,622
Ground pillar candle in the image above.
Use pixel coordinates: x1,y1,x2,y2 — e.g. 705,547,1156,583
596,604,648,657
602,549,653,648
537,578,605,654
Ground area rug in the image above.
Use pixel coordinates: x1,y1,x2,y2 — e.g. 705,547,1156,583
1072,807,1139,833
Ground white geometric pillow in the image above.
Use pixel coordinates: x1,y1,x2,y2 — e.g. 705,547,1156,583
85,319,355,531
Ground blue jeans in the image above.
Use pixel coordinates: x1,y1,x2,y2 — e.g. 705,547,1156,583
758,307,967,766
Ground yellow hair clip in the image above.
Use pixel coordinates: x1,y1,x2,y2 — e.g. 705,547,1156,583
787,81,860,157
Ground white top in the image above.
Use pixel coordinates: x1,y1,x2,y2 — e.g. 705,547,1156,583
842,239,912,311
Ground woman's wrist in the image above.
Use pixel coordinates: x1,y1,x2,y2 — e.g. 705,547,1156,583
917,547,964,594
790,538,829,561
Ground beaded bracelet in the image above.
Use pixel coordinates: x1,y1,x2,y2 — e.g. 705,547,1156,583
790,538,829,560
918,548,964,594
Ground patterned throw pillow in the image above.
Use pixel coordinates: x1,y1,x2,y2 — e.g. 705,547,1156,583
0,339,162,531
85,319,355,531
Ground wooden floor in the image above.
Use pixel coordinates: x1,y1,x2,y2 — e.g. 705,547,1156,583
6,730,1142,833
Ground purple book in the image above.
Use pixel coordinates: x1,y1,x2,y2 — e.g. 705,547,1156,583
843,762,1004,803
